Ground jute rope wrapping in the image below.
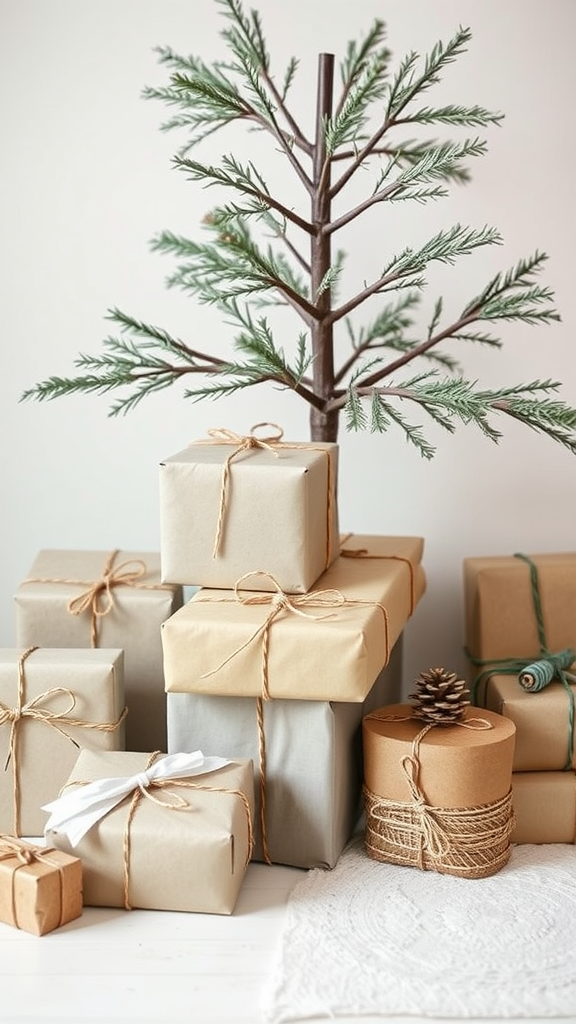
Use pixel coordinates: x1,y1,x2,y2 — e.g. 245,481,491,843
61,751,254,910
196,569,397,864
364,714,516,879
467,552,576,769
0,834,70,930
20,549,175,647
0,647,128,835
196,425,336,567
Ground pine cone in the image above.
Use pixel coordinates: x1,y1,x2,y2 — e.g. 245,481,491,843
409,667,470,724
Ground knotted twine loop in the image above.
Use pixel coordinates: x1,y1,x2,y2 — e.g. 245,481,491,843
0,647,128,836
197,424,336,567
0,834,69,930
21,549,174,648
364,712,515,878
64,752,254,911
467,552,576,769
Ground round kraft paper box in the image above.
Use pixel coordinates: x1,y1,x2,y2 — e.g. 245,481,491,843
362,703,516,879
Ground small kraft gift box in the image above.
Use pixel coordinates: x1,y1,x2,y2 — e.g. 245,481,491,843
159,425,340,593
44,749,255,915
0,835,83,936
164,534,427,868
14,549,183,751
362,668,516,879
0,647,126,836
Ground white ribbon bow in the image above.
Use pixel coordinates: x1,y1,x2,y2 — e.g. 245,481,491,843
42,750,230,848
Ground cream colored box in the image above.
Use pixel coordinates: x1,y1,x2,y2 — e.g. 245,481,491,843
0,647,126,836
167,639,404,868
15,549,183,751
46,750,254,915
483,673,576,770
162,535,425,703
159,436,339,592
511,771,576,844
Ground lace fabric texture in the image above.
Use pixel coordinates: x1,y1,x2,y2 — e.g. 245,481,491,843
262,835,576,1022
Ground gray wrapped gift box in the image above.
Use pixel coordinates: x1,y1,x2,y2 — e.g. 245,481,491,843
167,638,403,869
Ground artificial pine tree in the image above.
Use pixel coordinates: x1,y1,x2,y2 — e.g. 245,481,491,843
22,0,576,452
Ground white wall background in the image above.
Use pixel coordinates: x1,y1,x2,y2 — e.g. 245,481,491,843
2,0,575,695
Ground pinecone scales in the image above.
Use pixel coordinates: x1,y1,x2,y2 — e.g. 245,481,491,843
409,667,470,724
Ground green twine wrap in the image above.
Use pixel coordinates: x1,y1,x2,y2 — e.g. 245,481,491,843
466,552,576,770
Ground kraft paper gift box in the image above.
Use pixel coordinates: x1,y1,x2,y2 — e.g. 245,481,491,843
362,704,516,877
0,836,83,936
162,535,426,703
0,647,126,836
167,638,404,869
15,549,183,751
44,749,254,915
463,551,576,693
159,432,339,593
511,771,576,844
482,673,576,771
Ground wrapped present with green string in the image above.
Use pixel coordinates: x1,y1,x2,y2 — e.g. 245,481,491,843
463,551,576,770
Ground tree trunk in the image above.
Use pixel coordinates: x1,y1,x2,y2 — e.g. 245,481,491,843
309,52,339,444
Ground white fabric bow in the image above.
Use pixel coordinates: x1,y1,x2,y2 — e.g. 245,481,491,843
42,750,230,847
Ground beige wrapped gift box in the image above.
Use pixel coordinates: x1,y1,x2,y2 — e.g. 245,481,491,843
162,535,425,703
167,639,404,868
45,750,254,915
0,837,83,936
511,771,576,844
15,549,183,751
483,673,576,771
0,647,126,836
159,431,339,592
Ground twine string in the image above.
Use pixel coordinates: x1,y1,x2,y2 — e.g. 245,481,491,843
21,550,174,647
198,424,336,567
0,647,128,835
467,552,576,769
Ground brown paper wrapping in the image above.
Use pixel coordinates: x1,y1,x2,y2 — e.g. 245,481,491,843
483,673,576,770
463,552,576,673
363,704,515,808
162,535,425,703
167,638,404,868
0,648,126,836
0,840,83,936
46,750,255,915
14,550,183,750
511,771,576,844
159,438,340,592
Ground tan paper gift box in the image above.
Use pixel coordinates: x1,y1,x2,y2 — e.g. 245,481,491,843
44,750,254,915
159,427,339,592
162,535,426,703
463,551,576,688
363,704,516,878
167,639,404,869
0,836,83,936
15,549,183,751
511,771,576,844
0,647,126,836
483,673,576,771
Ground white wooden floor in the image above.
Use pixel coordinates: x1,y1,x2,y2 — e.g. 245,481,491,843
2,854,575,1024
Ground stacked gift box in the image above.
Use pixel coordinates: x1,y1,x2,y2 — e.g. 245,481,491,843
463,551,576,843
158,428,427,868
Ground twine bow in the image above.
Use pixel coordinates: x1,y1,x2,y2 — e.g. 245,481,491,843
203,425,284,558
22,549,173,648
467,552,576,769
0,647,128,835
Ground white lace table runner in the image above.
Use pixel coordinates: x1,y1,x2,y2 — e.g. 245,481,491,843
262,836,576,1022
